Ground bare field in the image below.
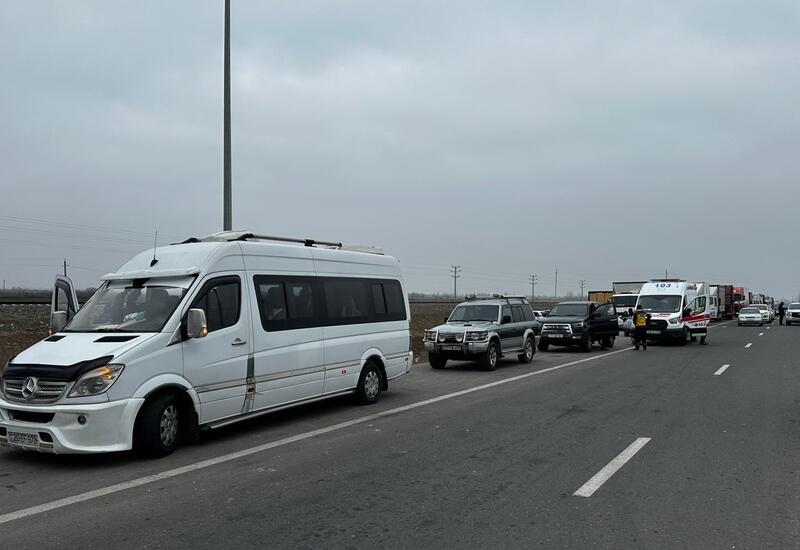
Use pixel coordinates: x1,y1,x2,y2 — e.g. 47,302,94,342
0,303,453,374
0,305,49,372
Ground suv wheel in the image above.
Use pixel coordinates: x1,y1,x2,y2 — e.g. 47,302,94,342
602,335,615,349
134,393,182,458
518,336,534,363
537,340,549,352
482,340,499,371
429,353,447,370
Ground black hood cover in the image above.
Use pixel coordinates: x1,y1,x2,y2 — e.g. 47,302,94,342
4,355,114,382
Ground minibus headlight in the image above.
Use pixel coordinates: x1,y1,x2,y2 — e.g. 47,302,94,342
668,317,680,324
68,364,125,397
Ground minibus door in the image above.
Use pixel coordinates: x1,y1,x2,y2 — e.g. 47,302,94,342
50,275,80,330
182,274,251,424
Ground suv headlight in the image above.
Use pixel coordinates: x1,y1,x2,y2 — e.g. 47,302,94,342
68,364,125,397
572,321,584,329
465,331,488,342
424,330,437,341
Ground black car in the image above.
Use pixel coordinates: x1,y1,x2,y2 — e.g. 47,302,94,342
537,301,619,352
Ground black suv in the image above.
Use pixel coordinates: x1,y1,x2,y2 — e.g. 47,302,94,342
537,301,619,352
423,296,538,370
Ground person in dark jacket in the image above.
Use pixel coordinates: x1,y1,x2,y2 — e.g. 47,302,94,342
632,305,651,351
778,302,786,325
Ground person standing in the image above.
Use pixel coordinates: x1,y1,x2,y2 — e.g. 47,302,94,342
633,305,650,351
778,302,786,325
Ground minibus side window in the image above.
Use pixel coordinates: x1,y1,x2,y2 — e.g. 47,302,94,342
190,277,241,333
254,277,319,331
324,279,369,321
383,281,406,319
371,283,387,315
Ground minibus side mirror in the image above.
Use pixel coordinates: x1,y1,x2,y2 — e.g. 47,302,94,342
50,311,68,333
683,307,691,318
186,308,208,339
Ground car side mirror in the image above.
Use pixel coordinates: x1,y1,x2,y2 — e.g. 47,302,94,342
443,316,449,324
590,312,599,319
50,310,68,333
502,315,512,324
186,308,208,339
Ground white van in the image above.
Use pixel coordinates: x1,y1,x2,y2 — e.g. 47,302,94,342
0,232,412,457
635,279,710,344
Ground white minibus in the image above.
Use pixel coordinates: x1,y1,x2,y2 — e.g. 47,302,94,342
0,232,412,457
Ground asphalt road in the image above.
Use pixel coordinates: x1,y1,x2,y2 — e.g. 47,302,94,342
1,321,798,549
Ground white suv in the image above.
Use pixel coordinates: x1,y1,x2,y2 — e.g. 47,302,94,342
750,303,773,323
786,303,800,326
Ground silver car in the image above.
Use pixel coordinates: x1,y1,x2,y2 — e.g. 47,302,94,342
738,307,764,326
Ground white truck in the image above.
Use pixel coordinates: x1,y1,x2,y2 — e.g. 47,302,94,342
635,279,710,345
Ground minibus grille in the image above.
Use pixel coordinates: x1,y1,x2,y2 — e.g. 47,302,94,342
2,378,69,404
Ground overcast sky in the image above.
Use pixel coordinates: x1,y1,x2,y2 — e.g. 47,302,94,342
1,1,799,299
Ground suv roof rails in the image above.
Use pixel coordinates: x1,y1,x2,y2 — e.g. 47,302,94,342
174,231,384,255
464,294,529,304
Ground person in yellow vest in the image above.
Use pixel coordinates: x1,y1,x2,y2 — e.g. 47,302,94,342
632,304,651,351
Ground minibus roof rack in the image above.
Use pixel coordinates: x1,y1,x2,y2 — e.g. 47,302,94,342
177,231,384,255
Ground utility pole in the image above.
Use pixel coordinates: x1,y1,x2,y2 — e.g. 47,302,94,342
665,268,669,278
529,274,538,301
554,268,558,299
222,0,232,231
63,258,68,277
579,279,587,299
451,265,461,302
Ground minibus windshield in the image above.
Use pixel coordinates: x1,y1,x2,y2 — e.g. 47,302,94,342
65,282,187,333
638,295,682,313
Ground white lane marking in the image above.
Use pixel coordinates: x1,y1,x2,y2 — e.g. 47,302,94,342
573,437,651,498
745,343,752,348
714,364,730,376
0,347,634,525
758,332,764,336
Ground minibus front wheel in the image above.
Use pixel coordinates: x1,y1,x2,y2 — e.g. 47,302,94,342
134,392,183,458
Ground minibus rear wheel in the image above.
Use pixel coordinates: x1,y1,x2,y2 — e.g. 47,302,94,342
355,362,383,405
134,393,182,458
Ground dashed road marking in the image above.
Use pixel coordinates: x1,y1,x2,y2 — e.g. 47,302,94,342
758,332,764,336
745,343,752,348
714,364,730,376
573,437,652,498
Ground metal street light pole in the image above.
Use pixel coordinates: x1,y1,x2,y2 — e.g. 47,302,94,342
223,0,232,231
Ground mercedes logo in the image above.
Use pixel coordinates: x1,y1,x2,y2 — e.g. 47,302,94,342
21,377,38,400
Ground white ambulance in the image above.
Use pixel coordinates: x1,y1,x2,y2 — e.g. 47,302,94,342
635,279,710,345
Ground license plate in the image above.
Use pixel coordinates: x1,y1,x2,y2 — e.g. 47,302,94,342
441,345,461,351
8,431,39,447
548,334,564,338
647,330,660,335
